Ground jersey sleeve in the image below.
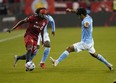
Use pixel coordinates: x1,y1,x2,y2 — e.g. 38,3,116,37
46,15,55,32
83,16,93,26
83,18,90,25
25,15,35,22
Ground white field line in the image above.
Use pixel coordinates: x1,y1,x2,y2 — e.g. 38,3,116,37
0,34,23,43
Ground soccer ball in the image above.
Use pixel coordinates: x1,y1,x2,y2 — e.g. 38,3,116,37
25,61,35,71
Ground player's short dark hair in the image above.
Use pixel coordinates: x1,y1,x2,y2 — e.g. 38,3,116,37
35,7,46,15
76,8,87,16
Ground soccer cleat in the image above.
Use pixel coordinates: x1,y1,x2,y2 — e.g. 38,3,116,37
107,63,113,71
50,57,59,66
13,55,18,67
40,63,46,69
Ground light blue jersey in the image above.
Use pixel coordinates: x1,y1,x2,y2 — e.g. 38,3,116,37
44,15,55,33
53,11,113,70
37,15,55,44
81,15,93,44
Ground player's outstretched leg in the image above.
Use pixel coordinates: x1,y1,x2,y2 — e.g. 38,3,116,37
13,54,26,67
40,47,50,69
50,57,59,66
90,53,113,71
50,50,69,66
97,54,113,71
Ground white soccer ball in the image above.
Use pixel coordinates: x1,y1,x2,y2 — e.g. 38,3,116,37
25,61,35,71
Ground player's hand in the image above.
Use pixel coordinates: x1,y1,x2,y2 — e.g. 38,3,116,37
52,32,55,36
66,8,72,12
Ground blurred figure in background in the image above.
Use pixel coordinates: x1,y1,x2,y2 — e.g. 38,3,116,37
0,0,7,15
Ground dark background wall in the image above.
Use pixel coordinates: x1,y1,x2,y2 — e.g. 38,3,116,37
0,12,116,32
52,12,116,27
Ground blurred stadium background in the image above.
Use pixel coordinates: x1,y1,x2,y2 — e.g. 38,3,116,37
0,1,116,83
0,0,116,32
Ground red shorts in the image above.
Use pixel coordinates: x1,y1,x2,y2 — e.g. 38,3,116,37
24,35,37,54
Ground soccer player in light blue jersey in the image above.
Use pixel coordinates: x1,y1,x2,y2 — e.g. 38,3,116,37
50,8,113,71
14,8,55,69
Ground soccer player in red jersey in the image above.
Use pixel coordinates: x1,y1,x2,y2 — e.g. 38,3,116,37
7,8,48,71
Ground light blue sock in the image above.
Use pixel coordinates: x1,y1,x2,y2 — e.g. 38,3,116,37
30,49,38,60
97,54,110,65
41,47,50,63
57,50,69,62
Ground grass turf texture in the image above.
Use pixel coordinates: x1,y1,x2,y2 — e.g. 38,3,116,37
0,27,116,83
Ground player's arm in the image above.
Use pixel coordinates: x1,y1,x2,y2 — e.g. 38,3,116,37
50,17,55,36
46,15,55,36
7,18,28,33
66,8,77,13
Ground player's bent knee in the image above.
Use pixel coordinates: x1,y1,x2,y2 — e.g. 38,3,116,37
90,53,98,58
66,46,74,53
26,45,33,51
44,41,50,47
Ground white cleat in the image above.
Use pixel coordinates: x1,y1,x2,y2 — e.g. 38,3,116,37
50,57,59,66
107,63,113,71
14,55,18,67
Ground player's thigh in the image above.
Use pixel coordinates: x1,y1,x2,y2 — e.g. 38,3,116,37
37,34,41,45
44,33,50,42
88,46,96,54
73,42,85,52
24,35,34,51
37,33,50,45
32,40,37,54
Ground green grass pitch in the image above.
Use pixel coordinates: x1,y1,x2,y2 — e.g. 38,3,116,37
0,27,116,83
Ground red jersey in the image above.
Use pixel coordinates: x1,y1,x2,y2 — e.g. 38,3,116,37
24,15,48,41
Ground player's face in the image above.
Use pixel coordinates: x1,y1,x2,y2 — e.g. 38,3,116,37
78,14,84,20
38,13,46,19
